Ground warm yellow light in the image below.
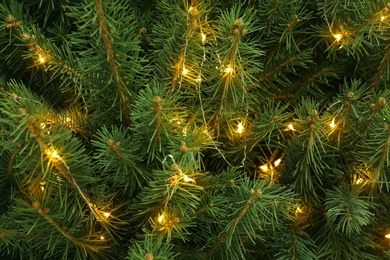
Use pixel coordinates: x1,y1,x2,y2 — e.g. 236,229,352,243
100,236,105,240
295,206,303,214
224,65,232,74
329,118,336,128
201,33,206,43
182,67,188,75
46,149,60,159
381,15,386,21
65,117,71,122
259,164,269,172
355,178,363,185
195,75,202,83
333,33,342,42
158,214,164,223
237,122,244,134
40,123,46,129
103,212,110,218
38,55,45,63
385,233,390,239
183,175,195,183
287,123,296,131
274,158,282,167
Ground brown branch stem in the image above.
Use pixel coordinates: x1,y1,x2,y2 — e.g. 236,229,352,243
95,0,131,125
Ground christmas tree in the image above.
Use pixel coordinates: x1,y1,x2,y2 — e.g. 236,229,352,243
1,0,390,259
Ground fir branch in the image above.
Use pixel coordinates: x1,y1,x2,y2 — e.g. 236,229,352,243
266,0,280,34
204,189,261,259
255,54,300,85
370,123,390,188
212,33,241,135
150,96,163,144
291,225,297,260
94,0,131,126
145,195,169,222
8,153,16,175
349,4,390,37
372,44,390,91
107,139,130,163
31,201,98,253
170,4,199,92
6,15,84,81
268,14,300,55
193,203,212,217
299,67,331,88
362,97,387,137
21,109,103,223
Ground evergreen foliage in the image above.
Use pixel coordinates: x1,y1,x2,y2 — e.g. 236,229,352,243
1,0,390,259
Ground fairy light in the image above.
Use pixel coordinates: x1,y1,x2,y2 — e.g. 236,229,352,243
237,122,244,134
40,181,45,192
182,67,188,75
45,147,70,170
355,178,363,185
195,75,202,83
385,233,390,239
103,212,110,218
183,175,195,183
158,213,164,223
287,123,296,131
381,15,386,21
45,148,60,160
38,54,45,63
333,33,342,42
295,206,303,214
259,164,269,172
100,236,105,240
224,65,232,74
274,158,282,167
329,118,336,128
201,33,206,43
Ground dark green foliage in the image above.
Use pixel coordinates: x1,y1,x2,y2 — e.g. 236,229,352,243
1,0,390,259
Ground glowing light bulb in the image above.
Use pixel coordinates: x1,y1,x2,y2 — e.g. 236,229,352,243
201,33,206,43
287,123,296,131
182,67,188,75
100,236,105,240
274,158,282,167
295,206,303,214
195,75,202,83
385,233,390,239
183,175,195,183
355,178,363,185
46,149,60,159
381,16,386,21
38,55,45,63
333,33,342,42
103,212,110,218
224,65,232,74
237,122,244,134
40,181,45,192
158,214,164,223
65,117,71,122
259,164,269,172
329,118,336,128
